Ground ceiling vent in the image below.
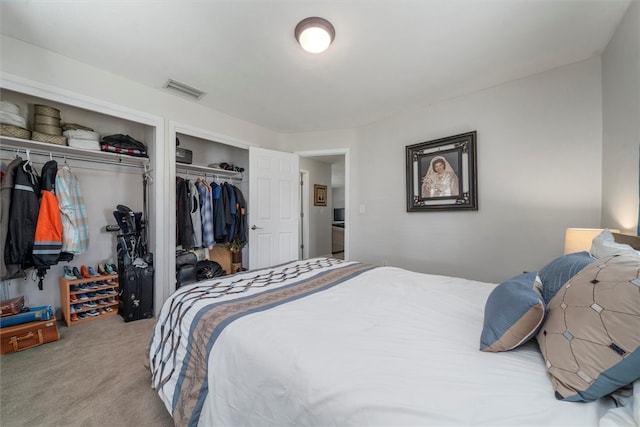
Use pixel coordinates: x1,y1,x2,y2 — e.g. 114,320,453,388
163,79,206,100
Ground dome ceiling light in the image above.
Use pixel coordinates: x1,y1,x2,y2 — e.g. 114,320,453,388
295,17,335,53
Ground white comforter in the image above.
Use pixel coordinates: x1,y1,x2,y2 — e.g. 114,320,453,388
150,258,638,426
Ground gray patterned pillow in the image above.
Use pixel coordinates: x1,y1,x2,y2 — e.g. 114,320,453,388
536,254,640,401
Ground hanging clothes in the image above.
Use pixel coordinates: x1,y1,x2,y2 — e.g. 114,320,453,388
226,183,237,244
5,159,41,273
196,179,214,249
32,160,63,290
232,185,248,244
55,164,89,254
176,176,193,249
188,180,202,249
1,156,24,280
211,181,226,243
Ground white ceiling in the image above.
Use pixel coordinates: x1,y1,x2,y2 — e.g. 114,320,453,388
0,0,631,134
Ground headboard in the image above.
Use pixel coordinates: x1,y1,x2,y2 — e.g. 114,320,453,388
612,232,640,250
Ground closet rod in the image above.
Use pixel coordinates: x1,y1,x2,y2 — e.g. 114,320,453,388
0,145,148,169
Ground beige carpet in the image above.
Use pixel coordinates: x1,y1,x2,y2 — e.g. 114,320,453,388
0,315,173,427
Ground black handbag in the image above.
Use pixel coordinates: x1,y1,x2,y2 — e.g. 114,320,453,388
175,250,197,288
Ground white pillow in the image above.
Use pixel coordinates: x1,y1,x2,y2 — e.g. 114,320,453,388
590,229,639,259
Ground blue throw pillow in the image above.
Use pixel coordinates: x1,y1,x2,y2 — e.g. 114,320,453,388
538,251,595,304
480,272,546,352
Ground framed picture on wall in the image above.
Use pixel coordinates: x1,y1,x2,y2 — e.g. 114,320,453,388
314,184,327,206
405,131,478,212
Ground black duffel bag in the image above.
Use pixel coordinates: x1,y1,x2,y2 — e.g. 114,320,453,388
176,249,197,288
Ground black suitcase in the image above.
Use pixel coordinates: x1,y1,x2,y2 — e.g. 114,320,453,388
119,265,154,322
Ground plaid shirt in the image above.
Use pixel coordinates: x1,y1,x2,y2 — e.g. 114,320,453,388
55,166,89,254
196,181,214,249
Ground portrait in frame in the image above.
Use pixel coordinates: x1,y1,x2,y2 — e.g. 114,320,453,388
314,184,327,206
406,131,477,211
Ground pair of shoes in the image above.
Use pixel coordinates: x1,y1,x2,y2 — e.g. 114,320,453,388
87,266,101,277
69,294,78,302
72,304,82,312
98,263,108,275
105,264,117,275
78,312,88,319
80,265,91,279
104,306,114,313
77,293,88,301
63,266,76,280
87,310,99,317
72,266,83,279
71,313,78,321
84,301,97,308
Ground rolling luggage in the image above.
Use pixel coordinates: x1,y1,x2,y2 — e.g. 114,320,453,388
0,305,54,328
0,296,25,317
1,318,60,355
119,264,154,322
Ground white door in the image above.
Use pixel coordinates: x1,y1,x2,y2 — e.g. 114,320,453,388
249,146,300,269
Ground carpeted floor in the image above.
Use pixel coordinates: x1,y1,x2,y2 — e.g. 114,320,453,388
0,315,173,427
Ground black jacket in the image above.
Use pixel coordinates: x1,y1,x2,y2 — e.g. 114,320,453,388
5,160,41,272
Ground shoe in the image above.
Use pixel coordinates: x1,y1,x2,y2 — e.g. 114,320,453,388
86,292,96,298
87,309,99,317
87,282,98,290
70,284,79,292
105,307,114,313
87,266,101,277
70,294,78,302
84,301,97,308
63,266,76,280
78,293,88,301
72,267,83,279
98,263,108,275
73,304,82,312
109,263,118,274
80,265,91,278
104,264,116,275
71,313,78,321
78,312,88,319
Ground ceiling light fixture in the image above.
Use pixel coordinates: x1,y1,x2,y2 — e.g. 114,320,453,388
295,17,335,54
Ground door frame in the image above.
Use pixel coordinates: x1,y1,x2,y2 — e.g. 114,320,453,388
300,170,310,259
295,148,350,261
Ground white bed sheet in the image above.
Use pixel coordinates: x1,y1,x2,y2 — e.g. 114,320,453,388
198,265,622,426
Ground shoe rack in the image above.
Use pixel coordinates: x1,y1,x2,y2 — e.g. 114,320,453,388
59,275,119,327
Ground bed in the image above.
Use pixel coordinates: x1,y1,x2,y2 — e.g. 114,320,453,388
149,232,640,426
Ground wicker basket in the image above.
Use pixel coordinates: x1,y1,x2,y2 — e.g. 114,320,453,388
31,130,67,146
34,123,63,136
34,104,61,118
34,114,61,126
0,123,31,140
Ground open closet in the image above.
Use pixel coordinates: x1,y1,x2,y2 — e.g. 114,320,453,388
0,80,166,318
170,123,250,285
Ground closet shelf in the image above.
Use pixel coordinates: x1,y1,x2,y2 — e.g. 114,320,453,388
0,136,149,168
176,162,243,180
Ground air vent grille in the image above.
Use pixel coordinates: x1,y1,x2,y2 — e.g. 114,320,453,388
163,79,206,100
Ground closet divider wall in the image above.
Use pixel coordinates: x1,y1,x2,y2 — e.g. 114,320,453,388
0,79,167,320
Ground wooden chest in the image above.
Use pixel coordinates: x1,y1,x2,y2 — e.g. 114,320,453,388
0,319,60,355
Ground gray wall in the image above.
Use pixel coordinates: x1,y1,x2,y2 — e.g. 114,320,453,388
280,58,605,283
299,157,332,257
602,0,639,234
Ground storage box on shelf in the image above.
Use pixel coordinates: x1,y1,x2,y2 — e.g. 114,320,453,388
59,274,119,326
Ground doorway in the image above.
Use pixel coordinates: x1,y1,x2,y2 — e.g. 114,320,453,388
296,149,349,261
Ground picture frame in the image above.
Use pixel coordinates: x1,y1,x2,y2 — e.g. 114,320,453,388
406,131,477,212
314,184,327,206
